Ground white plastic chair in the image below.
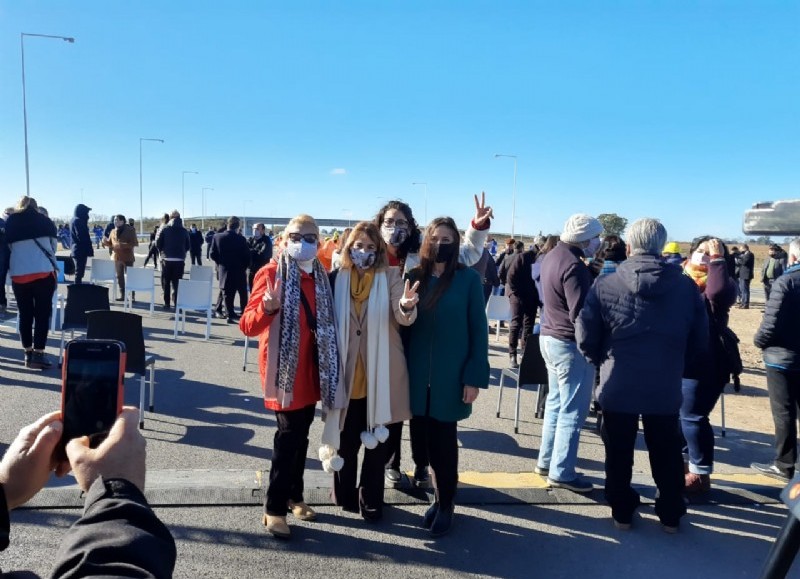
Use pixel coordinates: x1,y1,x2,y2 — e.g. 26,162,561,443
485,294,513,342
2,274,63,333
89,258,118,299
174,279,213,340
124,267,156,315
189,265,214,283
189,265,214,308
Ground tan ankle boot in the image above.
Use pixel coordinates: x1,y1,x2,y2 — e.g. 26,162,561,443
262,514,291,538
287,500,317,521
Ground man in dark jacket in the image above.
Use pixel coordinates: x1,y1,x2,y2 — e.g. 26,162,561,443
205,227,216,259
211,216,250,322
735,243,755,309
752,238,800,482
577,218,708,531
248,222,273,289
0,408,176,577
472,246,499,304
69,203,94,284
189,223,204,266
156,210,190,309
506,243,538,368
102,219,115,256
762,244,788,301
537,213,602,494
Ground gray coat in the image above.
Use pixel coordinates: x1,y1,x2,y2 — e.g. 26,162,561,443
576,255,708,415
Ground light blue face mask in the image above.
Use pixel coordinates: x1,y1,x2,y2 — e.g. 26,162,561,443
584,236,601,258
286,240,317,262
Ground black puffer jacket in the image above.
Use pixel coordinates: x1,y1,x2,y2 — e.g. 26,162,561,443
576,255,709,415
754,265,800,371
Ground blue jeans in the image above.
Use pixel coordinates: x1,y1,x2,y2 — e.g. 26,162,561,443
680,378,724,475
739,278,751,307
537,335,595,481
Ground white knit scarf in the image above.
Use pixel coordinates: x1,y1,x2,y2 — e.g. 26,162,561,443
320,269,391,466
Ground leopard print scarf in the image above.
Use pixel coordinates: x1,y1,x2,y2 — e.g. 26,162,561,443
274,251,342,411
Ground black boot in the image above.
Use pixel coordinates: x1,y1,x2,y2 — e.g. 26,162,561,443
421,502,439,530
509,353,519,369
430,504,454,537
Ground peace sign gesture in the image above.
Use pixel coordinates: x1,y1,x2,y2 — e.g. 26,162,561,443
473,191,494,228
262,275,283,314
400,279,420,311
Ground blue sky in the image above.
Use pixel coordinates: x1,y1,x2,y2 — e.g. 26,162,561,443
0,1,797,240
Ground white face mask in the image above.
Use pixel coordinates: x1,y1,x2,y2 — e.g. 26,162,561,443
285,240,317,262
691,251,710,266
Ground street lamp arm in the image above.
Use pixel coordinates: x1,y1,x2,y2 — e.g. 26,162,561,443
22,33,75,42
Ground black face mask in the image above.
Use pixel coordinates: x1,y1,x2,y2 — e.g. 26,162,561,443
434,242,457,263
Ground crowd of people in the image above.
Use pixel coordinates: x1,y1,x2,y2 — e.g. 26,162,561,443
0,191,799,572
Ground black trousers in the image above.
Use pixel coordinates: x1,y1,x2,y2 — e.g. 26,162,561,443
601,411,686,527
508,295,536,356
161,260,185,307
266,404,316,516
410,416,458,507
12,275,56,350
332,398,388,516
190,249,202,266
74,254,88,284
385,421,429,472
0,259,8,307
144,247,159,269
766,366,800,473
221,276,247,318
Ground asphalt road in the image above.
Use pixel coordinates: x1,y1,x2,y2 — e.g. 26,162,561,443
0,255,796,578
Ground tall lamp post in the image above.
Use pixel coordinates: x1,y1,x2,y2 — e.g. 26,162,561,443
494,154,518,237
21,32,75,196
412,181,428,225
181,170,198,218
201,188,214,230
139,138,164,231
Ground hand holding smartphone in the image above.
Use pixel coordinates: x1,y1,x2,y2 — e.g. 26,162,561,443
60,339,126,454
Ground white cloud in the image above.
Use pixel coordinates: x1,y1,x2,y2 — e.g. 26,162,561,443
330,168,347,176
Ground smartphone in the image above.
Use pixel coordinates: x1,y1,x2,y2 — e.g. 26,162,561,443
61,339,126,451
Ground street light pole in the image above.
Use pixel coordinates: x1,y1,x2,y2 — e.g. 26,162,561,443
20,33,75,197
494,154,518,237
139,138,164,232
412,182,428,225
201,188,214,230
181,170,198,218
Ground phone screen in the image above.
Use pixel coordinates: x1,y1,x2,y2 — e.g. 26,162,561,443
62,341,124,447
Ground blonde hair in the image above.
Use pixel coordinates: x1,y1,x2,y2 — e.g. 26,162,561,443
285,214,319,235
340,221,388,270
16,196,38,213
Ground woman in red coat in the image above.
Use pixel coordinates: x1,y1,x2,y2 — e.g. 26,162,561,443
240,214,344,539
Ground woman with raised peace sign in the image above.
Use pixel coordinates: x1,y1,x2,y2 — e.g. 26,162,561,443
319,221,420,522
404,216,490,537
240,214,344,540
379,193,493,488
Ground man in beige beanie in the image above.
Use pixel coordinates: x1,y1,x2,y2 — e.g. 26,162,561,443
535,213,602,493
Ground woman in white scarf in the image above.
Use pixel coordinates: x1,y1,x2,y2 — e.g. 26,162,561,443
319,221,419,521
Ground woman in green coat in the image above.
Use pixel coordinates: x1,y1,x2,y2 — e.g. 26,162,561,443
405,216,490,537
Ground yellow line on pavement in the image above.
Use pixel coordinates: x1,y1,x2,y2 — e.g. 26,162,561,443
457,471,550,489
712,473,786,487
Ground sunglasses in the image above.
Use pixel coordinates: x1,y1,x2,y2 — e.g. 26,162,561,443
286,233,318,243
